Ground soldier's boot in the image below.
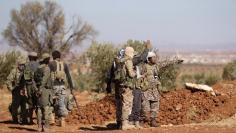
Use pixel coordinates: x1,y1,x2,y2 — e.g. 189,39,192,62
59,117,65,127
12,116,19,124
116,121,121,129
49,113,55,125
121,120,135,130
150,118,159,127
38,123,43,132
28,109,34,125
134,121,143,129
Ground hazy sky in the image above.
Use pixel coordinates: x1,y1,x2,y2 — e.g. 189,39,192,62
0,0,236,51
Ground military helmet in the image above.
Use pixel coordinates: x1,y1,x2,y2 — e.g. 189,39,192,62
40,53,50,62
125,46,135,58
28,52,38,57
17,58,26,65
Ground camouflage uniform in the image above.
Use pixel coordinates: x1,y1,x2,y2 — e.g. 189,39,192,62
140,62,160,127
106,45,150,129
34,54,53,131
119,47,137,130
49,57,74,127
24,60,39,124
6,62,28,124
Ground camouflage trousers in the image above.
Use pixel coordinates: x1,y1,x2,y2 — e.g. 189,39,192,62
141,88,160,119
53,85,68,117
36,106,51,128
120,87,133,121
25,83,38,123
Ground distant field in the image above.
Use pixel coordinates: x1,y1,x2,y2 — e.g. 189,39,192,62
176,64,225,87
179,64,224,76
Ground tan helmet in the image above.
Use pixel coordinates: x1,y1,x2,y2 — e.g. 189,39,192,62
40,53,50,62
125,46,135,58
17,58,26,65
28,52,38,57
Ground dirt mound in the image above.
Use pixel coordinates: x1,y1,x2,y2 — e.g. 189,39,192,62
67,80,236,125
66,96,116,125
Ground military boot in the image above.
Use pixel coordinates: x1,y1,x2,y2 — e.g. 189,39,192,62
150,118,159,127
59,117,65,127
38,123,43,132
116,121,121,129
49,113,55,125
121,120,135,130
134,121,143,129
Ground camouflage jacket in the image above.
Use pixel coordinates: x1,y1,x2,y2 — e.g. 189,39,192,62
6,67,24,91
35,64,53,107
138,63,161,101
122,56,136,88
137,63,161,91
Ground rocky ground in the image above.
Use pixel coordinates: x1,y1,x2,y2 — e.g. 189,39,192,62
1,81,236,133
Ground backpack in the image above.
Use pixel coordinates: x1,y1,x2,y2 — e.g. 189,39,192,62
113,57,127,83
34,65,44,87
24,63,34,81
53,60,66,81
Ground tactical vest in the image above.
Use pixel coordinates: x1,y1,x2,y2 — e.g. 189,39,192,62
24,63,34,81
34,64,45,87
51,60,66,82
139,63,160,91
113,57,127,83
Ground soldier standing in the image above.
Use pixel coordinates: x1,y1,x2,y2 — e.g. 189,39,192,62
24,52,39,124
118,46,137,130
106,41,152,129
49,50,74,127
140,51,160,127
6,59,28,124
34,53,53,132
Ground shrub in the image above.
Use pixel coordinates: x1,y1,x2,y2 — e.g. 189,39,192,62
0,51,22,86
222,61,236,80
86,41,118,92
180,73,221,86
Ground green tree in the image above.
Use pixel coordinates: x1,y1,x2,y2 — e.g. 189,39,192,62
0,51,22,86
2,1,96,56
123,39,146,53
86,42,118,91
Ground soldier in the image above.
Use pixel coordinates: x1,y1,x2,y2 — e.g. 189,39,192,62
49,50,74,127
34,53,53,132
140,51,160,127
24,52,39,124
6,59,28,124
106,41,152,129
117,46,137,130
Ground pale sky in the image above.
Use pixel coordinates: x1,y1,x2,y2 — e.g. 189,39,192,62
0,0,236,51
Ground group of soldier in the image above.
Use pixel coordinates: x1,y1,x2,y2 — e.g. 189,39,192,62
106,41,163,130
6,50,74,132
6,41,180,131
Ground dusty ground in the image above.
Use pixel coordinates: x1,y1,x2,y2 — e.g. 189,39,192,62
1,81,236,133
